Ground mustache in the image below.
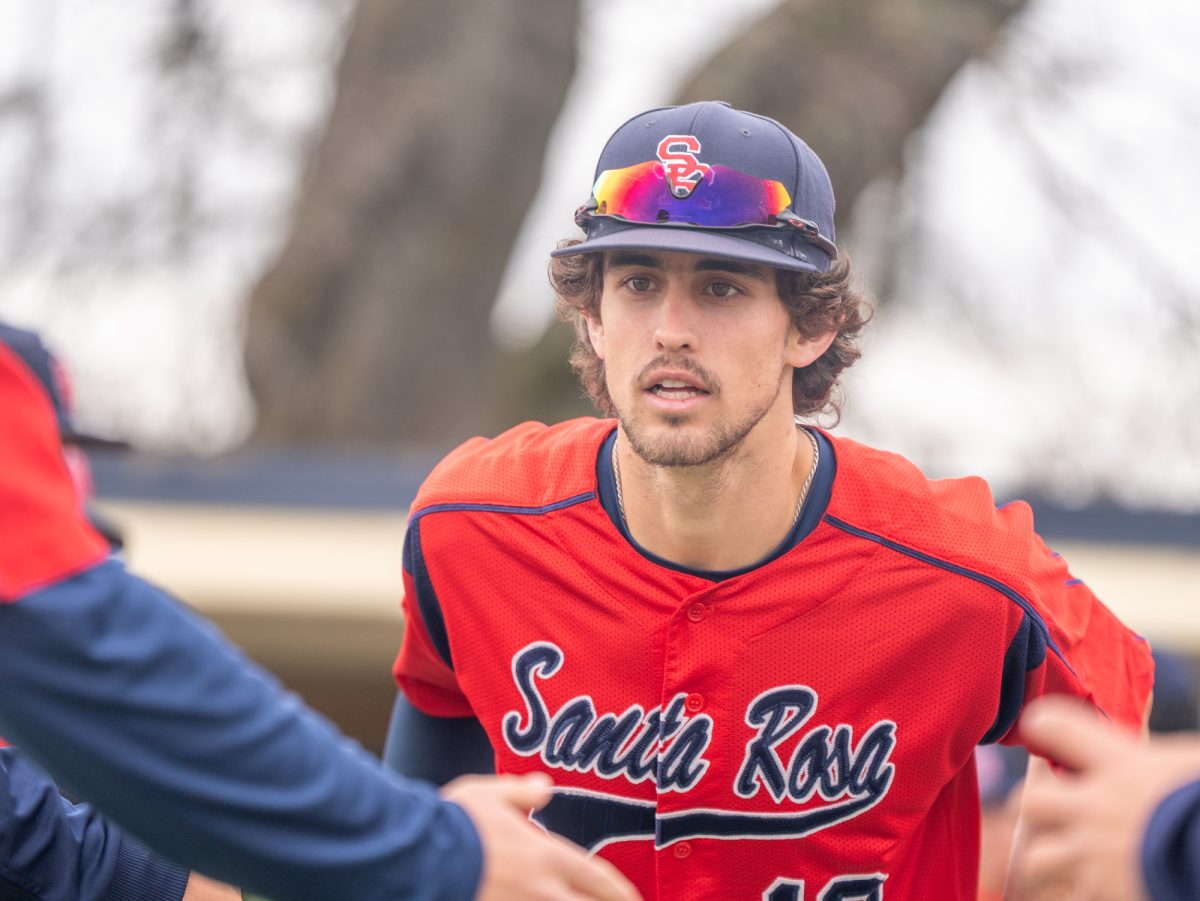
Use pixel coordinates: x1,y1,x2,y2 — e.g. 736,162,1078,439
635,355,720,394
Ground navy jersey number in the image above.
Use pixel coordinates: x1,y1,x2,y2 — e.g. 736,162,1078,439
764,874,886,900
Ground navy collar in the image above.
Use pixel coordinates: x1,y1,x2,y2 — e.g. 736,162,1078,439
595,426,835,582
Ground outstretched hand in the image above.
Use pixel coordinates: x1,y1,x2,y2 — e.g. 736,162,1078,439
182,872,242,900
443,773,641,901
1007,696,1200,900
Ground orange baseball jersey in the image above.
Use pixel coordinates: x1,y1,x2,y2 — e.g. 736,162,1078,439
394,418,1153,900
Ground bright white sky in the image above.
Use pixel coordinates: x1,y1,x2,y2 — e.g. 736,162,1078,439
0,0,1197,508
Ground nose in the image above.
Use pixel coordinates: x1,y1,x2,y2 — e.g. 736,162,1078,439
652,284,698,353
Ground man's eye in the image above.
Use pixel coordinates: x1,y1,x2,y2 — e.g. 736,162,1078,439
709,282,740,298
626,276,653,292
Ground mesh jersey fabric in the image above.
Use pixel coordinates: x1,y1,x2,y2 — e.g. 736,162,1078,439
394,417,1154,901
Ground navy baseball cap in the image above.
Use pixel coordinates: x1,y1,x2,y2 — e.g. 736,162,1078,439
0,322,127,449
552,101,837,273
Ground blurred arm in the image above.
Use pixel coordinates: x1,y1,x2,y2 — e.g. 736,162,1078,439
0,564,483,901
0,746,190,901
1143,778,1200,900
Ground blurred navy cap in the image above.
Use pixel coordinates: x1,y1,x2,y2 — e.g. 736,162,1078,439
0,322,128,450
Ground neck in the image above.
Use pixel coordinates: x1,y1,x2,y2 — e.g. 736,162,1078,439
614,414,818,572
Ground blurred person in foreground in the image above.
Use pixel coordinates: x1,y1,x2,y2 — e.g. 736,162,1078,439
0,341,640,901
1010,695,1200,900
383,100,1153,899
0,322,237,899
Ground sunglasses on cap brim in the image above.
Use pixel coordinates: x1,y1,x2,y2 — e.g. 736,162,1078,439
574,160,838,260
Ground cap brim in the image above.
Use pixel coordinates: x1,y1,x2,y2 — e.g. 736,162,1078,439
62,425,130,451
550,225,827,274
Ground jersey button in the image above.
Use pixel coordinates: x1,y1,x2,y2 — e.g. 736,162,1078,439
685,693,704,713
686,602,707,623
672,842,692,859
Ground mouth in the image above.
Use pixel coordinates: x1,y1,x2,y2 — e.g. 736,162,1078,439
648,378,710,401
635,360,719,413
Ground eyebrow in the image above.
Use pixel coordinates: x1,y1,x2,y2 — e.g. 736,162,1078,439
607,252,664,270
606,253,770,280
692,259,769,279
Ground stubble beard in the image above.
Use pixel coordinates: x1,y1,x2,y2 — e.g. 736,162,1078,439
617,367,789,468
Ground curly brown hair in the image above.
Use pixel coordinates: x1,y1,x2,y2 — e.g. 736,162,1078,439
549,240,871,422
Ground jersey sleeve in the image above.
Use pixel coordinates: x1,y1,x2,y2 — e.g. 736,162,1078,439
995,506,1153,744
0,747,189,901
393,516,474,717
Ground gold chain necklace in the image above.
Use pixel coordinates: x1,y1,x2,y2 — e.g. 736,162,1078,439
792,426,820,529
610,427,820,529
611,434,627,522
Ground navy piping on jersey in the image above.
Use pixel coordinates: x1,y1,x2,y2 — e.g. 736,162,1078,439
822,514,1072,674
595,426,836,582
405,492,597,670
409,493,596,525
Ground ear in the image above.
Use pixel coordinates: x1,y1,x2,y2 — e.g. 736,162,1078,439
786,326,836,370
585,314,606,361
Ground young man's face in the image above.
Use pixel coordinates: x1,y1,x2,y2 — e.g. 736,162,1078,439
586,249,831,467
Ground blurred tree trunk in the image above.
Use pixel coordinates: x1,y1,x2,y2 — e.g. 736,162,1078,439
245,0,579,448
677,0,1028,243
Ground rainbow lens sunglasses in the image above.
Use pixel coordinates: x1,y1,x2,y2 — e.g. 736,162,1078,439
575,160,838,260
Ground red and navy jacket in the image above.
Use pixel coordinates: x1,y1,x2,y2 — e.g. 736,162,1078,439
392,418,1154,900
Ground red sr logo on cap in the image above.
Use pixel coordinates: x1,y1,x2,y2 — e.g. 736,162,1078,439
657,135,711,199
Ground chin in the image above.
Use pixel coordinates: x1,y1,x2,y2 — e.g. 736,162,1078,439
623,418,741,468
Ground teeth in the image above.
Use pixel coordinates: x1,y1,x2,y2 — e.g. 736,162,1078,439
653,385,702,398
660,379,691,388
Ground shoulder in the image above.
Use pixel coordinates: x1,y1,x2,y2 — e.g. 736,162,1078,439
412,418,614,514
824,432,1040,577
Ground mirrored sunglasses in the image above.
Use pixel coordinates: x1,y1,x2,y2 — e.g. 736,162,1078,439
577,160,837,259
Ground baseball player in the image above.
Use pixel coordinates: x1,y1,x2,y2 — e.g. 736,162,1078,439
0,340,639,900
385,101,1154,899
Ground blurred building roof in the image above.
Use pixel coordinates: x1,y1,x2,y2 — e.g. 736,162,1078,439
90,448,1200,547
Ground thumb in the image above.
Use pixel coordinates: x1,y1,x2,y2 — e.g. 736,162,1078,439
1019,695,1133,771
492,771,555,811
